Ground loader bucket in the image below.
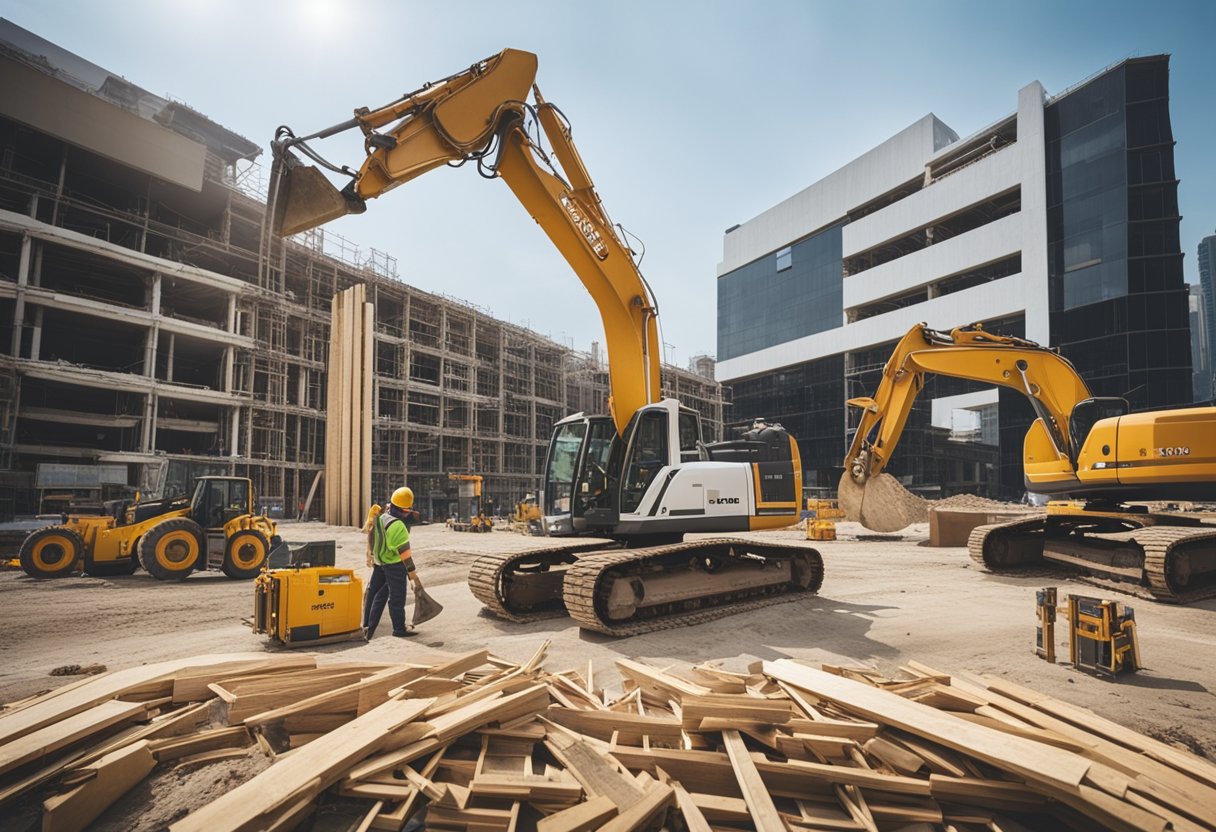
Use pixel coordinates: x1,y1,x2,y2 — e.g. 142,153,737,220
269,147,365,237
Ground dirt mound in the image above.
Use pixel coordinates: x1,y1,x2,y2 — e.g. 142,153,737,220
838,472,928,533
933,493,1020,510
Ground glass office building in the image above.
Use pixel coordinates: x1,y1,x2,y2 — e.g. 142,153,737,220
716,57,1190,499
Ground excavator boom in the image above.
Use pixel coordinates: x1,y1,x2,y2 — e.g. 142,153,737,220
268,49,658,435
842,322,1216,602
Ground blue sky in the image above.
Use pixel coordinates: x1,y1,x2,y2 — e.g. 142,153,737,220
3,0,1213,366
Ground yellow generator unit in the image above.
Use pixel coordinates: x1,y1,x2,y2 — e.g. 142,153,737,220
806,499,845,541
254,566,363,646
1066,594,1141,677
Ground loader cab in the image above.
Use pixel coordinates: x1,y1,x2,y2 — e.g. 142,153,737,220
190,477,254,530
542,400,702,535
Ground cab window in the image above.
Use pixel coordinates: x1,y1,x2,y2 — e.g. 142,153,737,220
621,411,668,513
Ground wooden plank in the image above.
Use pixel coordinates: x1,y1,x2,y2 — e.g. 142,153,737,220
148,726,251,763
428,684,549,743
171,657,317,703
546,706,684,743
535,793,618,832
544,728,645,810
41,740,155,832
245,664,432,726
721,730,787,832
764,660,1091,788
0,653,275,745
863,736,925,774
597,782,674,832
0,698,147,776
986,676,1216,790
170,696,434,832
615,658,711,701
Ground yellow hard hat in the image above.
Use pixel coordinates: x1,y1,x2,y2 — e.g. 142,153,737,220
391,486,414,509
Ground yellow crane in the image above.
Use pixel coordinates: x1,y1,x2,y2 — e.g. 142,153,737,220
841,322,1216,602
268,49,821,635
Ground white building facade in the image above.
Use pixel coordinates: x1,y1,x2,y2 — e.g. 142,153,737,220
717,57,1190,498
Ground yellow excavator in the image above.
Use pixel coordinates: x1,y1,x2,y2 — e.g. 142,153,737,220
19,476,282,581
268,49,822,635
841,322,1216,602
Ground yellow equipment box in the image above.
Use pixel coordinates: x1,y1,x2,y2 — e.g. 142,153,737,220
254,566,363,646
1066,594,1141,677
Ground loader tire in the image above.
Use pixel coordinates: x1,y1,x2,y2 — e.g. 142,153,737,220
139,518,203,581
19,526,84,578
222,529,270,579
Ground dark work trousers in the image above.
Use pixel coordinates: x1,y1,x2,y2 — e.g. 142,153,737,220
363,560,409,637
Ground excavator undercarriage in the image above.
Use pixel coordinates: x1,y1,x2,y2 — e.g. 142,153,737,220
469,538,824,635
969,505,1216,603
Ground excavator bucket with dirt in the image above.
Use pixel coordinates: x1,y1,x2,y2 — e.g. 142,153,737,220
838,471,928,533
268,146,365,238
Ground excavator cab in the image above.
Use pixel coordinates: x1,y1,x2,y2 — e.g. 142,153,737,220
1067,397,1129,467
542,414,619,535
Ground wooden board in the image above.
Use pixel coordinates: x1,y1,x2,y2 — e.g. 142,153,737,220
170,697,434,832
763,660,1091,789
41,740,155,832
0,698,146,776
721,730,784,832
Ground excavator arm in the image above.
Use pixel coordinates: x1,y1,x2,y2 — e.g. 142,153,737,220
840,323,1093,530
268,49,659,436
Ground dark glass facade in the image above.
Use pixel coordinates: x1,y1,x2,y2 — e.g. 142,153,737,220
1046,56,1191,411
717,224,843,361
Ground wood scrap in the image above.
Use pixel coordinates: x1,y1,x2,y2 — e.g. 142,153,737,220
1,649,1213,832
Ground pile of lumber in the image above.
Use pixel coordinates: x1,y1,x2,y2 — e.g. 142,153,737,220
2,646,1214,832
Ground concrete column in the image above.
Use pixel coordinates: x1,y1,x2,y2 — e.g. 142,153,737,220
1018,81,1051,345
223,345,234,393
150,273,162,315
165,333,176,383
227,295,237,333
142,392,157,452
30,307,43,361
230,406,241,457
10,234,31,358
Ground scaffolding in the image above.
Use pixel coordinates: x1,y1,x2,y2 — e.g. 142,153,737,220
0,37,729,521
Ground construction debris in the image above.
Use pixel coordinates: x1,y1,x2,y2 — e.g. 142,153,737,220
2,647,1215,831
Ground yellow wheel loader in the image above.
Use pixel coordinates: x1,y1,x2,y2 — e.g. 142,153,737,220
18,476,283,581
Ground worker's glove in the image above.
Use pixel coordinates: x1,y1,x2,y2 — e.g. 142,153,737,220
408,571,422,588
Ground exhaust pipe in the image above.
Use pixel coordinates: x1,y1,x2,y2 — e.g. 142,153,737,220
268,138,367,238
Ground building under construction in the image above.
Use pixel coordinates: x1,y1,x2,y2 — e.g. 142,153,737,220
0,21,725,521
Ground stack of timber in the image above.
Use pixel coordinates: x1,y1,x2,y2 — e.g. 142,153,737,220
2,647,1215,831
325,283,374,527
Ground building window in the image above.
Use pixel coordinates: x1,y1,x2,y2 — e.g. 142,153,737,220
776,247,792,272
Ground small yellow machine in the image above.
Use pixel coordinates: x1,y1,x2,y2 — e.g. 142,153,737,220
806,499,845,541
254,566,363,646
1066,594,1141,677
19,476,280,581
1035,587,1058,663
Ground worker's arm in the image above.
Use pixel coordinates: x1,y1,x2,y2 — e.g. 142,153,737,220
398,542,421,585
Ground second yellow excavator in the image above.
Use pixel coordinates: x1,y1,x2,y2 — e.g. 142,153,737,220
841,322,1216,602
267,49,822,635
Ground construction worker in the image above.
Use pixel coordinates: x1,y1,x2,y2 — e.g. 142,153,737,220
363,486,423,639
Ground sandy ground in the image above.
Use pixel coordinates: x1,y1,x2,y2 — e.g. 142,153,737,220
2,520,1214,763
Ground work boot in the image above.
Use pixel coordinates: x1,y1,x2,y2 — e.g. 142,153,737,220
391,626,417,638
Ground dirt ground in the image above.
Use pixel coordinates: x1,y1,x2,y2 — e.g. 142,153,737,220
2,520,1214,762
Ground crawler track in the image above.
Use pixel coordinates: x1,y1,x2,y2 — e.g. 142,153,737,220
968,516,1216,603
467,542,619,623
562,538,824,637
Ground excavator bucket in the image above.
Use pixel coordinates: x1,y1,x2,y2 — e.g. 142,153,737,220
838,471,928,533
268,147,364,237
